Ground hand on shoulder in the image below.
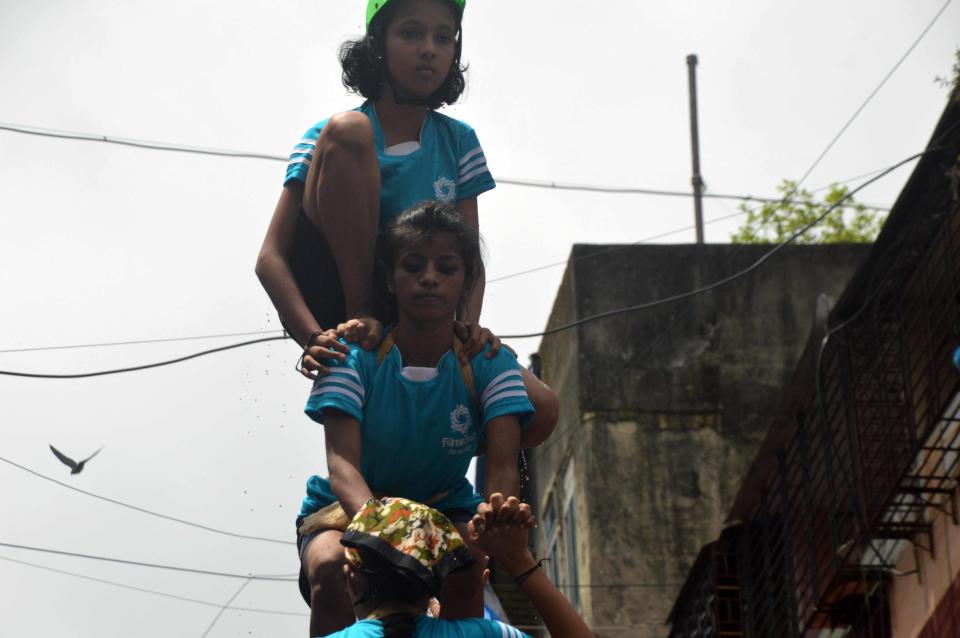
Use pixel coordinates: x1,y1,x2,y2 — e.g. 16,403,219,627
299,330,349,380
337,316,384,351
455,321,516,363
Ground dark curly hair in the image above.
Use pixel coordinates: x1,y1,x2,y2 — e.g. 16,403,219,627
381,200,483,289
339,0,467,109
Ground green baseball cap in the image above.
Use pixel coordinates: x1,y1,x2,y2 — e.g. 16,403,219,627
366,0,466,28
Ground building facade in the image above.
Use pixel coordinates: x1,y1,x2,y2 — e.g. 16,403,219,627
667,90,960,637
529,240,871,637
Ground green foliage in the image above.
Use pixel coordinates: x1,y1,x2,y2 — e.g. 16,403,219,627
934,48,960,92
729,179,886,244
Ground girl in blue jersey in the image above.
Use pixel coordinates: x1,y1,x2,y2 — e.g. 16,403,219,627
257,0,488,358
321,494,595,638
254,0,558,444
297,201,533,636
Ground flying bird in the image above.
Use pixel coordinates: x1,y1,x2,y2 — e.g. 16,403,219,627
49,444,103,474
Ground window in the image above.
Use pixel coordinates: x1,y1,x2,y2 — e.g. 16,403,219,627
540,459,581,609
541,496,562,585
561,461,580,609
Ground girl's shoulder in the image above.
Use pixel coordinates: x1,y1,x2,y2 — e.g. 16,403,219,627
429,109,480,137
414,616,531,638
469,343,521,374
322,618,383,637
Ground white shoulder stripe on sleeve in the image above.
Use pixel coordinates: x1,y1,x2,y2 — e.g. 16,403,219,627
480,373,524,404
310,384,363,409
484,369,519,387
287,157,312,167
459,146,484,165
327,366,362,383
459,156,487,176
495,621,524,638
482,389,529,412
458,165,491,186
311,374,364,399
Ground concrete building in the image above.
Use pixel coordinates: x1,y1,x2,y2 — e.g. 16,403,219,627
525,239,870,637
667,87,960,637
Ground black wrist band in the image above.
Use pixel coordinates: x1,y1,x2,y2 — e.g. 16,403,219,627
295,331,327,374
513,558,548,585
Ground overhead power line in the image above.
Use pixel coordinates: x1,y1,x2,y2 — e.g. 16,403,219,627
488,209,750,284
0,123,288,161
0,148,935,376
0,329,285,354
0,456,293,546
0,121,890,210
0,555,308,617
200,578,254,638
0,335,287,379
499,148,939,340
793,0,953,188
0,541,297,581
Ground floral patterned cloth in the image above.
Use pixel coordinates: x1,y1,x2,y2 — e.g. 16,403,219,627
341,497,475,596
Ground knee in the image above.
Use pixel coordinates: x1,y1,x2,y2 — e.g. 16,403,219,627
322,111,375,154
305,547,348,601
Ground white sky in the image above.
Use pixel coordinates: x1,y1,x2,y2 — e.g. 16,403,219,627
0,0,957,636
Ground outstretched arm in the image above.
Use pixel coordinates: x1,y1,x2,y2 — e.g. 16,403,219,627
471,495,595,638
323,409,374,519
483,416,521,501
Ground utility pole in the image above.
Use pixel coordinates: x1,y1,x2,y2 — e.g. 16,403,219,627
686,54,705,243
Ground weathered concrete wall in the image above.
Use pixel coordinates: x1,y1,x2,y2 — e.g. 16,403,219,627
533,243,871,638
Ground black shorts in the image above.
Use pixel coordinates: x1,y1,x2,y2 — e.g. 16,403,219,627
286,207,347,332
294,508,475,606
285,207,394,332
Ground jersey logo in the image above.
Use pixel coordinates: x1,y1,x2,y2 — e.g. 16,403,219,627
433,176,456,203
449,404,471,434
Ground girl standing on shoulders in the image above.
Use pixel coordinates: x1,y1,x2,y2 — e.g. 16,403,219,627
255,0,557,443
297,202,537,636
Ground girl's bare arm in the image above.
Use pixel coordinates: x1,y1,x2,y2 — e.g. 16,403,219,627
482,415,521,500
323,409,374,518
471,495,595,638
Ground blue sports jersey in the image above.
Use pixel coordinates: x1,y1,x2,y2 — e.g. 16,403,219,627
301,341,533,516
285,101,496,228
322,616,532,638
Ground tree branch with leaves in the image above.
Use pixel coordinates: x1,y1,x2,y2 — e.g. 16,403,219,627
729,179,886,244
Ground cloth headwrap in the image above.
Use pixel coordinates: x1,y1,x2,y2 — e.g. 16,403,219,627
341,497,475,596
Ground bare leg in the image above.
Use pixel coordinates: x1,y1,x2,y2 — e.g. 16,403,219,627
303,530,354,637
303,111,381,319
438,522,487,619
519,367,559,449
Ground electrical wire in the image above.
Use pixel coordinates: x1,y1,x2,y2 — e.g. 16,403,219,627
0,123,288,161
0,456,293,546
0,329,285,354
0,122,891,209
0,149,936,375
496,175,890,210
0,555,308,617
200,577,253,638
794,0,953,189
0,541,297,581
487,209,750,284
0,335,287,379
497,148,939,340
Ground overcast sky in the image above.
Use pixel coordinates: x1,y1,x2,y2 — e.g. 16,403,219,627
1,0,957,636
